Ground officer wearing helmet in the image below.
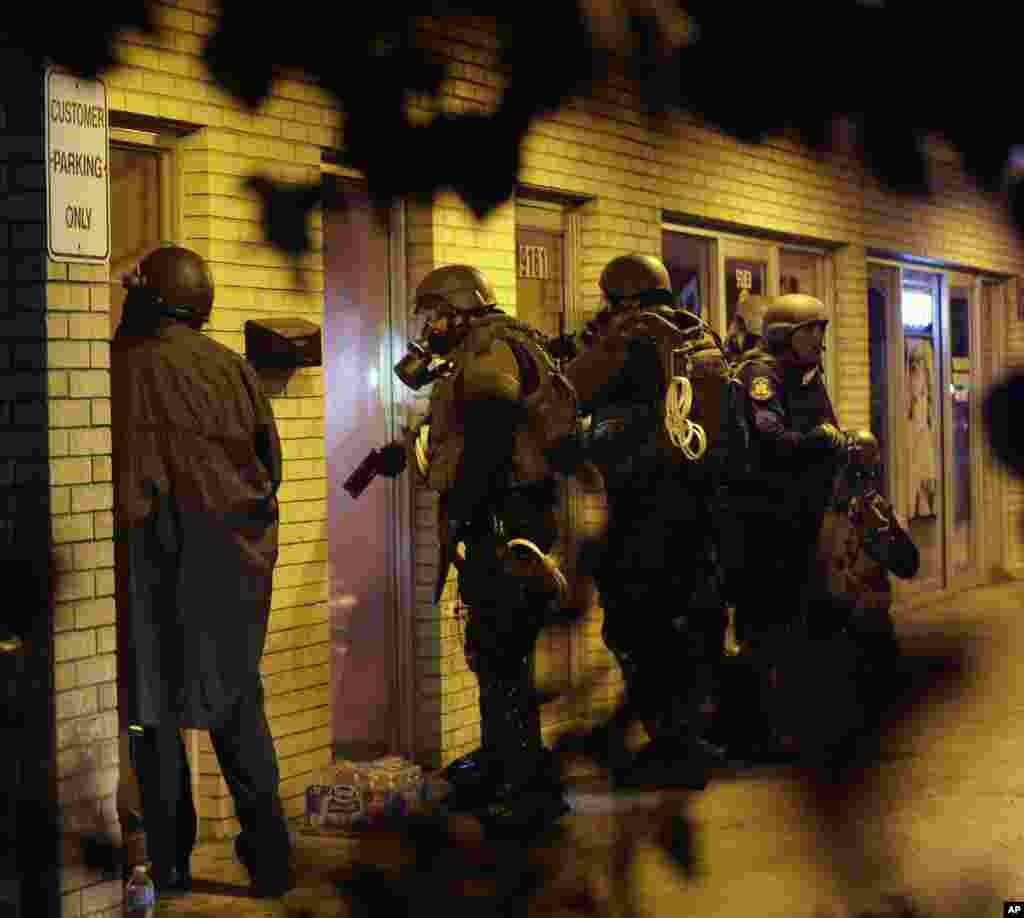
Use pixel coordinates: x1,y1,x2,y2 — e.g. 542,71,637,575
550,253,726,789
721,292,854,759
111,245,294,897
801,427,918,767
384,264,576,837
724,290,772,359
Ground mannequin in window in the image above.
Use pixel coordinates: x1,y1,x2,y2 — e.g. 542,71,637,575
906,342,939,520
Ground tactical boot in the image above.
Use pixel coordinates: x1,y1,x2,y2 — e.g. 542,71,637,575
441,748,489,788
234,835,296,898
148,862,192,899
467,658,568,838
441,750,502,813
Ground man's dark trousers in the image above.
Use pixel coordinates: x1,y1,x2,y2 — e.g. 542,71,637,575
129,672,291,879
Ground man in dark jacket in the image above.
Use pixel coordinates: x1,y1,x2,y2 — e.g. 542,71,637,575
111,245,293,897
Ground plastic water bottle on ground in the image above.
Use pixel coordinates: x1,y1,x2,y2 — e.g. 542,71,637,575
124,864,155,917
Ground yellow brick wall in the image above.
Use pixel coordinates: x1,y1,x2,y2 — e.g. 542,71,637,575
1,42,117,918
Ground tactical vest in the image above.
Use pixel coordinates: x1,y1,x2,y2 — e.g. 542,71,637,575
610,306,731,473
426,313,579,494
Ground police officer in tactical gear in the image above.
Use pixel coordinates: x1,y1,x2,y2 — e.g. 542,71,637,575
387,264,575,836
722,292,853,759
112,245,294,897
810,429,919,734
551,254,726,789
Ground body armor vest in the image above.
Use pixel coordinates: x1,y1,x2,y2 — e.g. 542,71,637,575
591,306,730,476
426,313,579,494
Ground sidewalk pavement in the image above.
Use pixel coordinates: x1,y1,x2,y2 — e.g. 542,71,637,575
157,579,1024,918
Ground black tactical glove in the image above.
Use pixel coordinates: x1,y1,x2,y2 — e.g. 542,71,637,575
375,441,408,477
845,429,880,467
802,423,846,455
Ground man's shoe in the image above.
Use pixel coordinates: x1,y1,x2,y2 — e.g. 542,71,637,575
148,862,191,898
234,835,296,898
441,748,491,787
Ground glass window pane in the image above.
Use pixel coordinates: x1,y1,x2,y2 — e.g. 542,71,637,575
902,270,944,585
724,257,767,329
779,249,818,296
662,231,712,322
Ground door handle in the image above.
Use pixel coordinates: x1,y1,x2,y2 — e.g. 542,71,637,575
0,637,23,654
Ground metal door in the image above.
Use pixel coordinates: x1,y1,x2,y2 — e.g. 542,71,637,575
325,181,403,759
515,212,577,745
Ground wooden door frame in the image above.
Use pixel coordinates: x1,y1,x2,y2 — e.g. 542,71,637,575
514,193,588,725
661,227,720,334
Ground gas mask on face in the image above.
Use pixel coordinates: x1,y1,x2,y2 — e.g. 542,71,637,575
427,326,457,356
394,341,452,390
394,312,460,391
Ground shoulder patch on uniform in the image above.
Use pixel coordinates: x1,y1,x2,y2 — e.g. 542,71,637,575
749,376,775,402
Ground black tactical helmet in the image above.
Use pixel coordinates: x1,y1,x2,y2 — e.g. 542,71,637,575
733,291,774,338
414,265,498,315
599,254,673,308
762,293,828,352
123,244,215,324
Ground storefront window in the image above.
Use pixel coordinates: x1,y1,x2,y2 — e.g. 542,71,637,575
662,231,712,319
724,256,768,330
901,270,944,588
